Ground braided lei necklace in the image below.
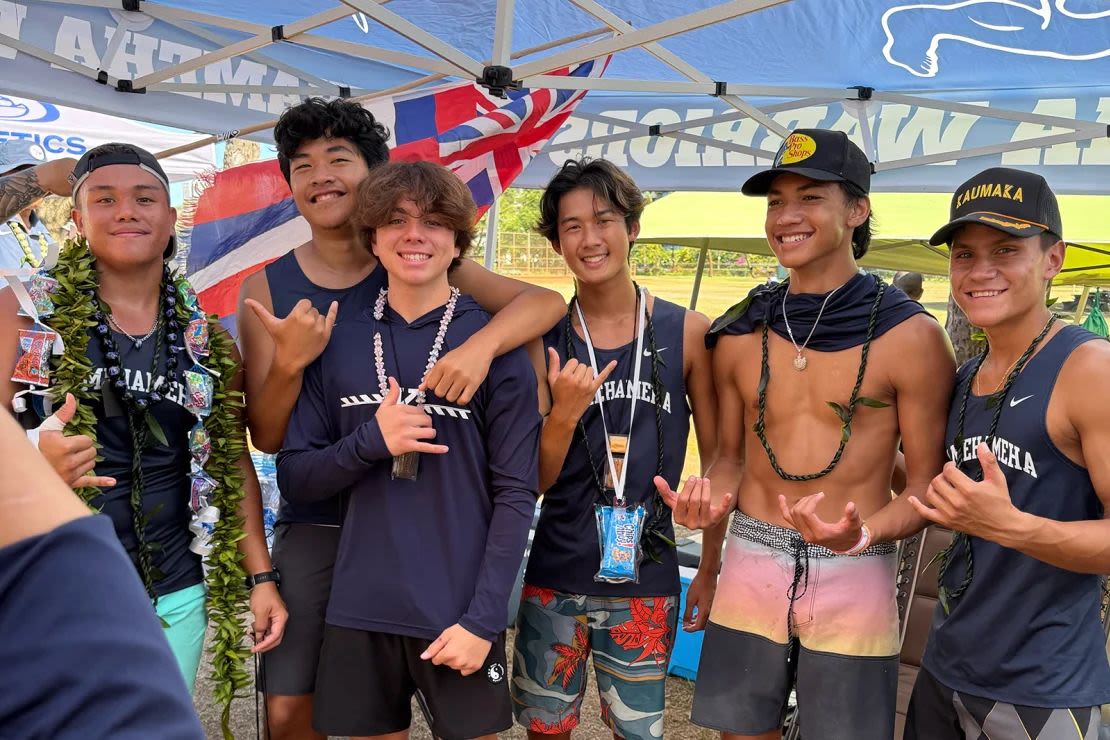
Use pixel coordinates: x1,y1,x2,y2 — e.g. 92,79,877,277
8,238,249,739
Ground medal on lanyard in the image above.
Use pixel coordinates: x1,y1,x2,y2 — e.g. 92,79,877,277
578,288,649,584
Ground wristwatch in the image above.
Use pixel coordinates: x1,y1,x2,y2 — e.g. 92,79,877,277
245,569,281,589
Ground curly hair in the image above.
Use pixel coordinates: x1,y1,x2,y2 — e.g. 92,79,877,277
839,182,874,259
354,161,476,269
274,97,390,182
536,158,644,244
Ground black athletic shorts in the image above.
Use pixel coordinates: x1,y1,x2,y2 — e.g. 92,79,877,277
260,522,340,695
905,668,1102,740
313,624,512,740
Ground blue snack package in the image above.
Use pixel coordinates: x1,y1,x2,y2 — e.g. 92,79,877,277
594,503,646,584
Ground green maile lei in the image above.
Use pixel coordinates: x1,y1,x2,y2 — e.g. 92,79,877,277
45,237,250,739
747,279,891,483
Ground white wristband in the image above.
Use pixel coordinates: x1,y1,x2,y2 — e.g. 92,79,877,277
835,523,872,556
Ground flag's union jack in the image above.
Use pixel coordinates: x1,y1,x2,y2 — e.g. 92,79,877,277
184,57,608,334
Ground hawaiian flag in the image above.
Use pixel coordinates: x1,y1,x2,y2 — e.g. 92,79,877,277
184,56,609,335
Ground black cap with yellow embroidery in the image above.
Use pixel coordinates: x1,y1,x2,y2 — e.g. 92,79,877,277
929,166,1063,246
741,129,872,196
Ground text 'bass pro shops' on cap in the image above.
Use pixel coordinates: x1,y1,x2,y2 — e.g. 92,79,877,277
930,166,1063,246
741,129,873,197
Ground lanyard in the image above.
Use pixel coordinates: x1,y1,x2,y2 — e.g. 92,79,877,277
574,286,646,505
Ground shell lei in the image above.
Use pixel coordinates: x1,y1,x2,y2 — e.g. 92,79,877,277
38,238,249,739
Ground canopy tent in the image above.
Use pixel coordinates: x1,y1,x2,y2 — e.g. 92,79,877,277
0,1,1107,193
637,191,1110,305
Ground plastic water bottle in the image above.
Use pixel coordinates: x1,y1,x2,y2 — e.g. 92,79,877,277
251,451,281,552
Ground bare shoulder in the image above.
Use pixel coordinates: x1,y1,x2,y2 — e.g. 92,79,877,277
887,312,950,348
683,309,711,334
1060,338,1110,406
238,268,272,308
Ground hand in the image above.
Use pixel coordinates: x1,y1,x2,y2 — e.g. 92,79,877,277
655,475,733,530
420,623,493,676
778,492,862,552
38,157,78,197
683,567,717,632
547,347,617,424
248,581,288,654
36,394,116,489
908,443,1020,541
375,377,449,456
420,338,494,405
244,297,337,374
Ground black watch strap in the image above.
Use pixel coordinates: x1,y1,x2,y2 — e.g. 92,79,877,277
245,569,280,589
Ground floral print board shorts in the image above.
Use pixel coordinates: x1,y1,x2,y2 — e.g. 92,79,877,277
511,585,678,740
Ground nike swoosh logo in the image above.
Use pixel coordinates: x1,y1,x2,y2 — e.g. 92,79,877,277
645,347,667,357
1010,395,1034,407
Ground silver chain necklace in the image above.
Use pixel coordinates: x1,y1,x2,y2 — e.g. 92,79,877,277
107,313,162,349
781,283,844,371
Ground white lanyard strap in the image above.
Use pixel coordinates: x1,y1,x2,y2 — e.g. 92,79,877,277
574,287,647,505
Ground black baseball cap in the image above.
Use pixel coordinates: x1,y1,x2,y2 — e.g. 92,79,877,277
72,142,171,197
742,129,872,196
71,143,176,259
930,167,1063,246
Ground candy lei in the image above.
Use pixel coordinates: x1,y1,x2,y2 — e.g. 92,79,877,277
373,286,460,401
16,238,249,740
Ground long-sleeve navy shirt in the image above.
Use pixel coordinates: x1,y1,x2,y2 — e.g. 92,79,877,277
277,295,540,642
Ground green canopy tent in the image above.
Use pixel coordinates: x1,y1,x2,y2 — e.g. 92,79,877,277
637,191,1110,309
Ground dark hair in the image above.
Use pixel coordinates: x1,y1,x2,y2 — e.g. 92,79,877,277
274,97,390,182
355,161,476,269
536,158,644,244
839,182,873,259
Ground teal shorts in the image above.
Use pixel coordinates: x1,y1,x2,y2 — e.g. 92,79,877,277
511,585,678,740
155,583,207,693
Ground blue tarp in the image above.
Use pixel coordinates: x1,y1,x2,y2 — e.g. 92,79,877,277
1,1,1107,192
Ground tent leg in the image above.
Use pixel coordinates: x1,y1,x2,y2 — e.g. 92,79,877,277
1074,286,1091,323
690,245,709,310
483,200,500,270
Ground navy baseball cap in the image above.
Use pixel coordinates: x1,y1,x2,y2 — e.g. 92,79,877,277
742,129,872,196
930,167,1063,246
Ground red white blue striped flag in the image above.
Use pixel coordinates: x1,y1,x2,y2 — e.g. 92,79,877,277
184,57,609,334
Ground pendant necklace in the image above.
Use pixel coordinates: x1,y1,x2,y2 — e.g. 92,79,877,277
781,281,844,371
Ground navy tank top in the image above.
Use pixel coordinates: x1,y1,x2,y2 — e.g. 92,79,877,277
86,327,202,597
264,250,386,526
526,296,690,597
923,324,1110,707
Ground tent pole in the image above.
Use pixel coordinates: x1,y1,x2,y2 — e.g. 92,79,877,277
484,200,500,270
690,245,709,310
1074,286,1091,323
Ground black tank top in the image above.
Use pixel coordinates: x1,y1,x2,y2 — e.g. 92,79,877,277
924,325,1110,707
264,250,386,525
526,297,690,597
86,328,202,596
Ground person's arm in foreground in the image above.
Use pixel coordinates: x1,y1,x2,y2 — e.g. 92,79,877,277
227,343,287,654
0,408,204,738
426,261,566,403
910,340,1110,573
422,353,540,676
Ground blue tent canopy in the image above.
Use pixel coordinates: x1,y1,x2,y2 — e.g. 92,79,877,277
1,1,1107,192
